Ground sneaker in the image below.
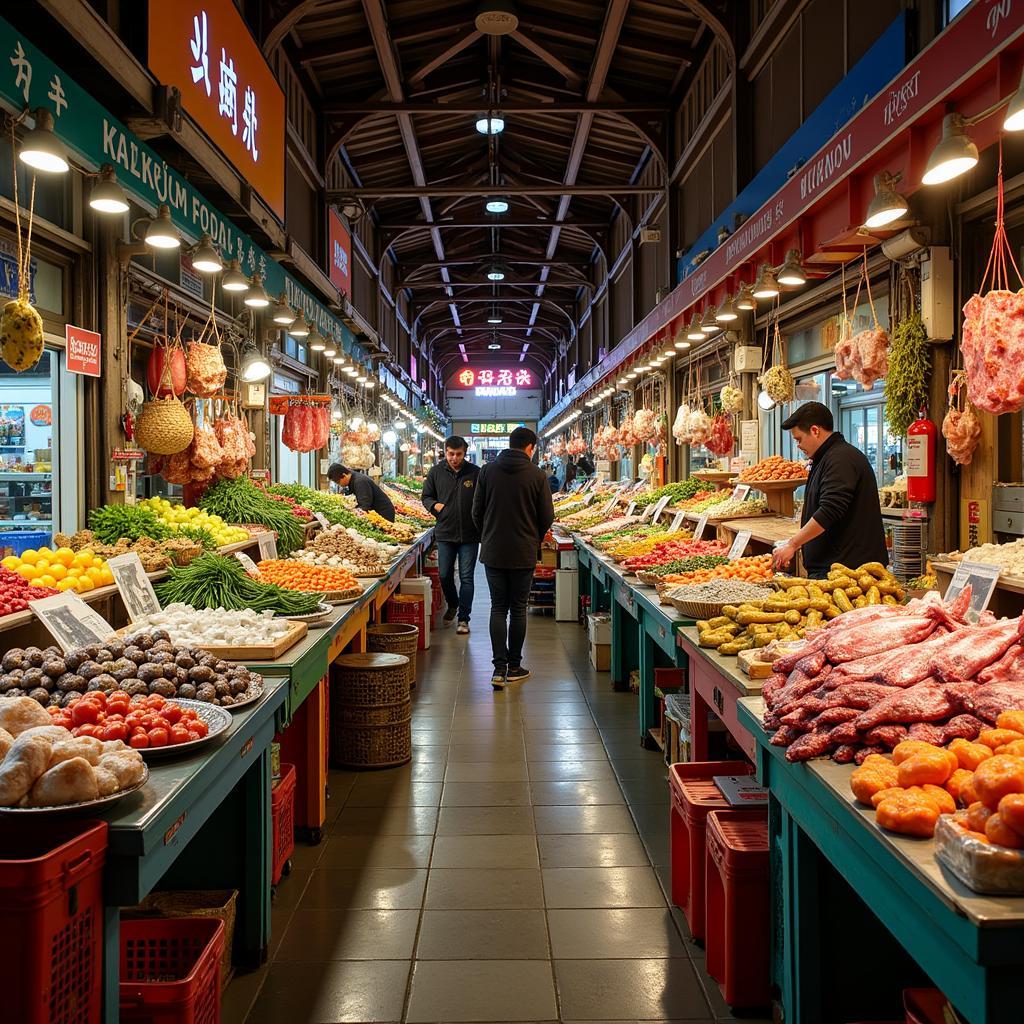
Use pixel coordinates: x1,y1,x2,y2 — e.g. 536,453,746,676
506,666,531,682
443,607,458,625
456,622,470,635
491,671,506,691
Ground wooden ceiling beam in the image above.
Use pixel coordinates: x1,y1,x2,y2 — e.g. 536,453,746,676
327,184,656,198
407,28,484,87
324,100,665,115
508,29,584,87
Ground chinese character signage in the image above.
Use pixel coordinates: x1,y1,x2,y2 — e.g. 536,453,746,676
470,422,526,435
450,367,535,389
65,325,101,377
147,0,285,220
328,207,351,295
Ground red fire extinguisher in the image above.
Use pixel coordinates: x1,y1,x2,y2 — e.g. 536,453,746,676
906,410,936,503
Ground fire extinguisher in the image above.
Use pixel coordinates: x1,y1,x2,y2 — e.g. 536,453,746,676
906,409,937,503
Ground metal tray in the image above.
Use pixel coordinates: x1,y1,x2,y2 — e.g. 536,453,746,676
220,677,265,711
0,764,150,815
283,602,334,626
137,698,232,758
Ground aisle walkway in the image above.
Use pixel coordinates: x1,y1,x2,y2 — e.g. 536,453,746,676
231,573,763,1023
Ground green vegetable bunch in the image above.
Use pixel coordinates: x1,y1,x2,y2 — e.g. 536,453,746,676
199,478,305,555
175,525,218,551
884,310,931,437
266,483,396,541
88,504,172,545
633,478,710,509
649,555,729,576
155,552,323,614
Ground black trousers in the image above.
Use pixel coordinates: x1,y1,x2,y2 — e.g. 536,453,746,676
484,566,534,671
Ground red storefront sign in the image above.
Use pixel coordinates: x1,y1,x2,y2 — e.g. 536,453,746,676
328,207,351,295
65,324,101,377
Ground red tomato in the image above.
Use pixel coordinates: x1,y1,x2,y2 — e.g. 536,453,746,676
147,726,170,747
140,714,160,730
147,695,166,709
129,732,150,749
109,690,131,703
191,720,209,738
76,723,101,738
170,725,191,745
71,701,101,726
161,704,183,725
125,711,146,729
101,721,128,743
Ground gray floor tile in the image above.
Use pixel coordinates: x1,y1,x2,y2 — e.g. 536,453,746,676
345,781,443,806
318,835,434,869
431,834,539,868
534,804,638,834
524,716,598,731
619,775,671,805
425,867,544,909
525,729,603,745
407,960,558,1022
445,761,531,782
330,805,439,836
554,959,710,1020
538,833,651,868
441,781,533,806
447,746,528,763
416,909,550,959
527,743,610,762
298,867,427,909
547,908,687,958
527,760,616,781
437,804,536,835
530,780,626,805
543,866,665,908
275,908,420,961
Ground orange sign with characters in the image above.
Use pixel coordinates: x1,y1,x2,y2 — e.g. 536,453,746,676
147,0,285,221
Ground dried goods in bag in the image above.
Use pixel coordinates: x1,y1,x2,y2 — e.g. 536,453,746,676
186,340,227,397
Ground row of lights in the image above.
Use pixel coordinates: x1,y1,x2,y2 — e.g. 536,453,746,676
543,409,581,439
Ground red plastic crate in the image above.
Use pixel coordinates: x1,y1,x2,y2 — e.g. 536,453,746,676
704,809,770,1008
668,760,753,942
384,595,427,648
271,762,297,886
904,989,950,1023
0,818,107,1024
120,916,224,1024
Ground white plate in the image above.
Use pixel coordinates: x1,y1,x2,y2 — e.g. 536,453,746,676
0,764,150,815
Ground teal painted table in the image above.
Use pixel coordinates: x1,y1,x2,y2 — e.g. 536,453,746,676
737,696,1024,1024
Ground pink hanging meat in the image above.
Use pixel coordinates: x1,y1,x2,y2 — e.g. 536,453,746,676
961,289,1024,414
853,328,889,388
941,405,981,465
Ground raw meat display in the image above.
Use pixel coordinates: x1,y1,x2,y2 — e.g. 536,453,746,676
704,413,734,456
833,327,890,388
185,340,227,397
282,403,329,454
942,403,982,465
960,289,1024,414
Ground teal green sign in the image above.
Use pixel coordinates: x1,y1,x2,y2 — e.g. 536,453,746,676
0,15,362,359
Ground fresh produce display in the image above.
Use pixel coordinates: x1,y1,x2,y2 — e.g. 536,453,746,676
155,553,323,615
621,539,727,572
678,580,775,607
265,490,314,521
138,497,251,546
906,574,938,591
737,456,808,482
256,560,362,597
0,697,146,806
50,691,211,748
633,478,707,509
1,546,113,594
363,509,417,542
297,524,401,573
88,504,172,545
640,554,729,579
581,516,643,537
659,554,773,589
51,531,180,573
601,530,677,559
380,483,434,525
126,604,296,648
199,477,306,555
0,566,59,612
693,495,769,519
673,491,733,514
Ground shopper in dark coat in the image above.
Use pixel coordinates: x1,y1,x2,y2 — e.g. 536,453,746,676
771,402,887,578
421,436,480,632
327,464,396,522
472,426,555,689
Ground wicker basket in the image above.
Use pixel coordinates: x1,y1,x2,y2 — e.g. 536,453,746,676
669,597,729,619
330,652,412,769
136,396,194,455
367,623,419,690
168,542,203,566
635,570,663,586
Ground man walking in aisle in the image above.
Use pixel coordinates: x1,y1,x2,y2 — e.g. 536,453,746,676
421,436,480,634
472,426,555,690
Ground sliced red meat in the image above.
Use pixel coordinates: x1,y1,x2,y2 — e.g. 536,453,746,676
785,731,835,762
832,745,858,764
854,746,886,765
952,680,1024,723
853,680,960,731
864,724,908,749
940,714,985,742
907,722,946,745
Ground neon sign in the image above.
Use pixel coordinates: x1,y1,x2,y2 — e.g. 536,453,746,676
471,422,525,434
452,367,535,389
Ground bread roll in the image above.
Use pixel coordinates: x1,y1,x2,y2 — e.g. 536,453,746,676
48,735,104,768
0,732,55,805
97,749,145,789
0,697,52,736
0,727,13,759
93,765,120,797
28,757,99,806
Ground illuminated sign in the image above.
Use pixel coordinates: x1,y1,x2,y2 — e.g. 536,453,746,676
451,367,535,389
148,1,285,220
328,207,351,294
470,422,525,435
475,386,516,397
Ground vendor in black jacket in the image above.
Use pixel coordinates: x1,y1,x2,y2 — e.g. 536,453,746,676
327,463,396,522
770,402,887,579
421,436,480,633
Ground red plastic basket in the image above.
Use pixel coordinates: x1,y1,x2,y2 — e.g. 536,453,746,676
119,916,224,1024
384,596,427,647
271,762,297,886
0,818,107,1024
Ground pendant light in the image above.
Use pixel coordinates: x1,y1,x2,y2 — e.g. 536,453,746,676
735,282,756,310
288,311,310,337
475,115,505,135
686,315,705,341
752,264,780,300
239,340,271,382
922,113,978,185
1005,71,1024,131
701,308,719,333
271,293,295,326
716,294,738,322
486,265,506,281
757,389,776,411
485,198,509,213
19,108,69,173
190,233,223,274
144,205,180,249
323,339,338,358
243,274,270,308
777,250,806,287
222,258,249,292
89,164,129,214
308,330,326,352
864,171,908,228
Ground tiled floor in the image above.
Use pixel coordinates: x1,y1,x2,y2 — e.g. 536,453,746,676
229,571,769,1024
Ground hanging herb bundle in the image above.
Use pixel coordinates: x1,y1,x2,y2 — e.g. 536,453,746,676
884,310,930,435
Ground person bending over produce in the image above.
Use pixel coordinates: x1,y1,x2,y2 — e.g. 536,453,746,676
327,463,396,522
771,401,887,578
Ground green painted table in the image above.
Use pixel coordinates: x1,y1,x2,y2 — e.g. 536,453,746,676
737,695,1024,1024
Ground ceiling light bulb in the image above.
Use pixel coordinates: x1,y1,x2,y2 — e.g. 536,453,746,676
716,295,738,322
475,115,505,135
240,341,271,382
383,430,397,444
752,264,780,299
485,198,509,213
323,343,338,358
922,113,978,185
674,337,691,350
662,347,677,358
144,204,180,248
487,315,502,324
89,163,129,214
757,389,776,411
864,171,909,228
777,250,806,287
349,416,363,429
19,108,69,173
626,371,638,380
333,355,346,364
686,315,705,341
487,267,505,281
271,292,296,325
221,258,249,292
288,312,310,337
244,275,270,308
701,309,719,333
735,283,756,310
189,233,223,274
1006,71,1024,131
308,331,326,352
488,341,501,350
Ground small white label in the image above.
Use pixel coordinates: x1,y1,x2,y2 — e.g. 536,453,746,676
730,484,751,502
651,495,672,522
602,495,618,515
906,434,928,477
728,530,752,561
236,551,260,576
30,593,117,652
257,532,279,561
741,419,759,454
106,552,160,620
640,501,658,521
320,458,330,475
944,560,1001,617
626,501,638,517
312,511,330,528
693,514,709,540
667,512,686,534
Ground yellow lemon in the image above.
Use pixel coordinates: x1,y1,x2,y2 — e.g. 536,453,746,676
1,555,19,570
56,578,76,592
77,575,95,592
37,546,52,558
17,564,38,580
28,577,49,587
19,549,38,565
98,567,114,586
38,574,56,588
77,548,95,561
86,567,104,584
34,559,50,574
53,548,75,566
64,576,83,592
48,564,67,580
72,552,92,568
91,556,105,569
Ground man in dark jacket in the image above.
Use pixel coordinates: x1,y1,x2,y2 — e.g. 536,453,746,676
327,463,396,522
421,436,480,633
771,402,887,578
472,426,555,689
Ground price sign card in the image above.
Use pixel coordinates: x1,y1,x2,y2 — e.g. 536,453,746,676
667,511,686,534
730,484,751,502
106,551,160,621
693,514,709,540
30,592,117,652
626,501,638,517
312,511,331,529
257,532,279,561
728,530,752,561
640,501,659,522
650,495,672,522
944,560,1002,617
236,551,261,576
602,495,618,515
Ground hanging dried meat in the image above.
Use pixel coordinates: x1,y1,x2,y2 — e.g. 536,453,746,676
282,402,328,453
834,254,890,389
943,372,983,466
704,413,735,456
186,340,227,397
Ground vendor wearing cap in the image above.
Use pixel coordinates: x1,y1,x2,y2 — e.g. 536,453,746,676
327,463,396,522
770,401,887,579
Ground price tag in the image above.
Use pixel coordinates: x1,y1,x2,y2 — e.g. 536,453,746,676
641,501,660,522
582,477,596,493
30,592,117,652
650,494,672,522
944,560,1002,617
730,484,751,502
728,530,752,561
312,511,330,529
693,514,709,540
601,495,618,515
741,419,759,454
235,551,260,576
626,501,638,517
667,511,686,534
106,552,160,621
257,532,279,561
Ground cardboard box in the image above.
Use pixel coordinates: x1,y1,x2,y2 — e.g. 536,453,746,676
587,613,611,645
589,641,611,671
558,548,579,570
555,569,578,621
540,548,558,567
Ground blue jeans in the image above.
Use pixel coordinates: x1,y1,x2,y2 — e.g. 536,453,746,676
484,566,534,671
436,541,478,623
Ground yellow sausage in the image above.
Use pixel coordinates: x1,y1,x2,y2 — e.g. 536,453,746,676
834,589,853,613
735,609,786,625
866,586,881,605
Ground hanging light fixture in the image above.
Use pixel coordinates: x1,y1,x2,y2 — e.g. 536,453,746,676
864,171,908,228
89,164,129,214
777,250,806,287
333,354,346,365
19,108,69,173
701,308,719,333
323,340,338,358
486,265,506,281
331,403,343,422
485,198,509,214
716,294,738,322
239,340,271,382
243,275,270,308
922,113,978,185
735,283,756,311
626,370,638,380
475,115,505,135
1005,71,1024,131
307,330,326,352
757,389,776,411
271,292,296,325
383,429,398,444
189,233,223,274
686,315,705,341
288,311,310,337
674,336,691,350
221,258,250,292
144,205,180,249
488,340,501,350
752,264,780,300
